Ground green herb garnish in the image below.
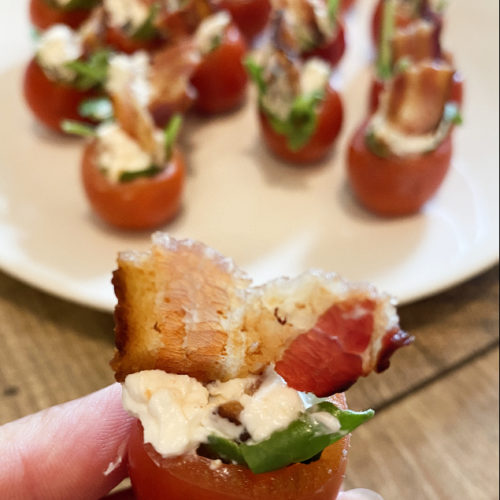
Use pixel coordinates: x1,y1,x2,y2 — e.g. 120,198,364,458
266,91,324,151
365,128,390,158
245,56,267,95
133,3,160,41
163,114,183,158
443,102,463,126
328,0,340,23
376,0,395,81
61,120,96,137
204,402,374,474
79,97,114,122
119,165,162,183
65,49,111,91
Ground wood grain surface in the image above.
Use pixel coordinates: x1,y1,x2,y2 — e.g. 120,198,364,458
0,265,498,499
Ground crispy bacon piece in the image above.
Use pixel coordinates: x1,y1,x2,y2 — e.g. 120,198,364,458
111,234,412,397
392,19,441,64
385,60,454,134
148,41,201,126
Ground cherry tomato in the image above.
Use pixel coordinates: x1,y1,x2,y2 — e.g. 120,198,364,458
105,26,162,55
23,57,97,133
81,141,185,230
191,25,248,114
259,85,343,164
303,20,346,67
29,0,92,30
347,121,452,216
128,394,349,500
368,72,464,115
218,0,272,42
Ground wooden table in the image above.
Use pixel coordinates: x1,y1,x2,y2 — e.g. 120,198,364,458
0,265,498,499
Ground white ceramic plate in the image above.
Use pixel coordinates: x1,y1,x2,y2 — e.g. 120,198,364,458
0,0,498,312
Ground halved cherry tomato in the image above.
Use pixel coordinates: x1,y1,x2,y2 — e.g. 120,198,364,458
303,20,346,67
29,0,92,30
368,72,464,114
218,0,272,42
259,85,343,164
104,26,163,55
128,393,349,500
23,57,97,133
81,141,185,229
191,24,248,114
347,121,452,216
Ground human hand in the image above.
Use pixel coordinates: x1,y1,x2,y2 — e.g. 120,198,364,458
0,384,383,500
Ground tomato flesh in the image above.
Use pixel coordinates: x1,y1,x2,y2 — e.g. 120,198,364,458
218,0,272,42
259,85,343,164
23,58,97,133
128,393,349,500
81,141,185,230
191,25,248,114
29,0,91,30
347,121,453,216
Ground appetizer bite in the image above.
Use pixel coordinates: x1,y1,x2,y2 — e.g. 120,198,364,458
217,0,272,42
272,0,346,67
190,11,249,114
247,46,343,163
64,85,185,229
111,234,412,500
29,0,99,31
348,59,462,216
24,24,108,132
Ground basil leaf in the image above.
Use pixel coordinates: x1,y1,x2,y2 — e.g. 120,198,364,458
119,165,162,183
443,102,463,126
240,403,374,474
245,56,266,95
365,128,390,158
206,435,247,465
65,50,110,91
61,120,95,137
267,91,324,151
79,97,114,122
133,4,160,41
164,114,183,158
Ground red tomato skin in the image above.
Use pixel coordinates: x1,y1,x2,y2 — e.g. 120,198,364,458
302,21,346,67
340,0,356,12
105,26,162,55
128,394,349,500
191,25,248,114
81,142,185,230
29,0,91,30
259,85,343,164
347,121,453,216
23,58,97,133
218,0,271,42
368,73,464,115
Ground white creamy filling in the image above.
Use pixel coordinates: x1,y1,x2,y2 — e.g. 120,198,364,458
300,58,331,95
96,122,153,183
122,368,307,458
368,111,452,157
194,11,231,55
104,0,150,32
36,24,83,82
106,52,152,107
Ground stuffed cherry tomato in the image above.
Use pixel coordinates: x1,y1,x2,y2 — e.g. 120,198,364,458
81,135,185,230
348,121,452,216
102,0,163,54
191,13,248,114
128,394,350,500
259,84,343,164
23,25,106,132
29,0,97,30
302,19,346,68
249,52,343,164
218,0,271,41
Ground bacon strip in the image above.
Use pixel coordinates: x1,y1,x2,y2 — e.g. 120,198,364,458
385,60,454,134
392,19,441,64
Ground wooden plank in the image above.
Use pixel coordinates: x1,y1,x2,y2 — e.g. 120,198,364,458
344,348,499,500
